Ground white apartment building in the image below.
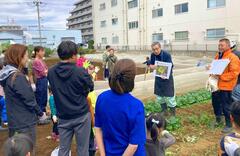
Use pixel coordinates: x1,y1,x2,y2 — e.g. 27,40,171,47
93,0,240,50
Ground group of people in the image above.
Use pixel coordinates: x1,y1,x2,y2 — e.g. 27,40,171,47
0,38,239,156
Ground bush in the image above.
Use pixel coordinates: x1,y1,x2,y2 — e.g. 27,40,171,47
0,42,10,53
88,40,94,49
78,47,96,55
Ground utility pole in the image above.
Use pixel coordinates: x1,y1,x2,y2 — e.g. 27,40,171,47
33,0,42,46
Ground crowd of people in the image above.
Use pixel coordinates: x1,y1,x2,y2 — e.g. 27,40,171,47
0,38,239,156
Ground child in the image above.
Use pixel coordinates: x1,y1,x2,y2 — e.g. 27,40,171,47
145,113,176,156
95,59,146,156
143,56,151,80
219,101,240,156
3,134,33,156
32,46,48,113
49,86,59,141
0,60,7,130
76,54,97,156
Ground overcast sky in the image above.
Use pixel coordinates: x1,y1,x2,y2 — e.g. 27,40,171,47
0,0,76,30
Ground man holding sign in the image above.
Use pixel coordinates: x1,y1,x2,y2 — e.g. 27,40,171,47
150,42,177,117
210,38,240,133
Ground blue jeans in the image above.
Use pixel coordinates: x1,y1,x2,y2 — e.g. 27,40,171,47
35,77,48,112
0,96,7,123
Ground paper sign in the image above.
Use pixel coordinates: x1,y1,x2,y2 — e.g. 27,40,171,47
154,61,172,79
208,59,230,75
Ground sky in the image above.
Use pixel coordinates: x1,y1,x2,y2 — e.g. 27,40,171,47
0,0,76,30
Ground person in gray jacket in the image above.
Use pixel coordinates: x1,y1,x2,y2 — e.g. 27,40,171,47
145,113,176,156
0,44,47,146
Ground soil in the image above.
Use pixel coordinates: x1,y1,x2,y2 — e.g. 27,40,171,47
167,103,222,156
0,103,223,156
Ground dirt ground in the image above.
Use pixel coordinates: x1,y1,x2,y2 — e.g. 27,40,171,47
167,103,222,156
0,103,224,156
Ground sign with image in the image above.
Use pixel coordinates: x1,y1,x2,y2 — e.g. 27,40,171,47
154,61,172,79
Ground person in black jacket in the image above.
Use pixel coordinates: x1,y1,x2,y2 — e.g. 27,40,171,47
149,42,177,117
0,44,47,146
48,41,94,156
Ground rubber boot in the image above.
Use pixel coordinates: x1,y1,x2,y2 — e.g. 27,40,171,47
160,103,168,116
169,107,176,117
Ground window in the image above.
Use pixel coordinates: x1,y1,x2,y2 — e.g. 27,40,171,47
175,31,189,40
206,28,225,39
101,37,107,44
152,8,163,18
100,20,106,27
111,0,117,7
208,0,225,8
112,18,118,25
100,3,106,10
175,3,188,14
128,21,138,29
112,36,119,44
128,0,138,9
152,33,163,42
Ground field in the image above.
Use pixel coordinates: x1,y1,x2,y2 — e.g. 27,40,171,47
0,100,223,156
0,55,224,156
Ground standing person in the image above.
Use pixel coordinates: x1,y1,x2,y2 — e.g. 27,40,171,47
231,41,240,101
145,113,176,156
106,48,118,77
48,41,94,156
48,86,59,142
0,59,7,131
102,45,111,80
211,38,240,133
219,101,240,155
95,59,146,156
32,46,48,113
0,44,47,146
149,42,177,117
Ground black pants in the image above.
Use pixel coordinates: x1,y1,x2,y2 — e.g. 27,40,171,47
212,90,233,127
52,122,59,135
35,77,48,112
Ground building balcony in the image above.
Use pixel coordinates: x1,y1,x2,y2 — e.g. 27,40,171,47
67,16,92,26
74,0,88,5
82,31,93,36
67,9,92,20
71,2,92,13
80,23,93,29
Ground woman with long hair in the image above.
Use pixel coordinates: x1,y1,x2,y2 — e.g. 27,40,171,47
32,46,48,113
0,44,47,146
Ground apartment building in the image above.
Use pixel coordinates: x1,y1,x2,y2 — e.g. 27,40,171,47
67,0,93,43
93,0,240,50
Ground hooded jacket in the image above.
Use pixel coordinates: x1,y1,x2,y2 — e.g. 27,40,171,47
47,62,94,120
0,65,43,130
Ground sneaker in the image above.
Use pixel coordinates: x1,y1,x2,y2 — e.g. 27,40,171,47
221,127,233,133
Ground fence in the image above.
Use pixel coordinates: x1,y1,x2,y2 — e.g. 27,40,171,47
96,43,240,57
